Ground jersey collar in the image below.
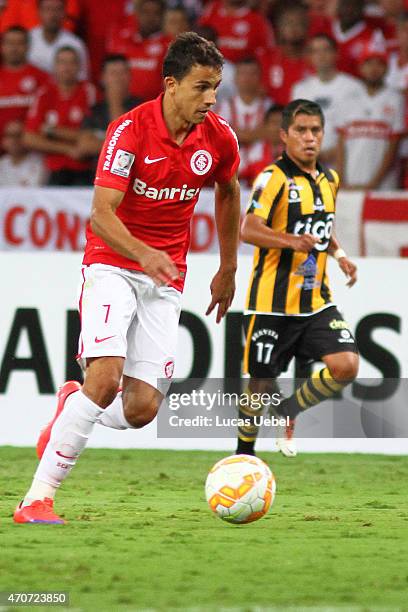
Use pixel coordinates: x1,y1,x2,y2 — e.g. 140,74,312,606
281,151,324,181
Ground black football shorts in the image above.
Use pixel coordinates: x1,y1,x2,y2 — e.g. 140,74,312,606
243,305,358,378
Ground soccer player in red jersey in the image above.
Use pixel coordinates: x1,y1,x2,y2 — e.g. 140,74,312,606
0,26,49,143
14,32,241,525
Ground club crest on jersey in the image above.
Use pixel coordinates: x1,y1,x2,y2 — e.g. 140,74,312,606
164,359,175,379
190,150,213,175
111,149,135,177
288,180,302,204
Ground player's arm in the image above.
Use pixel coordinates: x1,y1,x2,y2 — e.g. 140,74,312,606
241,214,320,252
328,232,357,287
206,173,240,323
90,185,178,286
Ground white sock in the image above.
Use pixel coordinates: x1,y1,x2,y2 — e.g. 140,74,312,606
98,392,133,430
23,391,103,505
25,479,56,503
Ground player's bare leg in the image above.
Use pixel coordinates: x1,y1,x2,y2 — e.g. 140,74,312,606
98,375,163,429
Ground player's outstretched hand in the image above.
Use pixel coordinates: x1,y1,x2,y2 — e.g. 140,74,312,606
139,246,179,287
206,268,236,324
338,256,357,287
291,233,321,252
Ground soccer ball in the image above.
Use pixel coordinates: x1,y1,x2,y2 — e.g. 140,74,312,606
205,454,276,524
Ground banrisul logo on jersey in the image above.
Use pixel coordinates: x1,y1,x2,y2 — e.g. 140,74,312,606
190,150,213,176
133,178,200,201
293,213,334,251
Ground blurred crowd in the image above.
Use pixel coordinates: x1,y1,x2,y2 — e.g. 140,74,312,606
1,0,408,189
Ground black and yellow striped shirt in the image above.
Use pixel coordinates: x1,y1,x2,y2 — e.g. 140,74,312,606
245,152,340,315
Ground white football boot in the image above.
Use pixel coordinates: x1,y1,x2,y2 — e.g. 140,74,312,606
268,394,298,457
276,418,297,457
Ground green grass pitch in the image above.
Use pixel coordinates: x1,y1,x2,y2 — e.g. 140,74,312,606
0,447,407,612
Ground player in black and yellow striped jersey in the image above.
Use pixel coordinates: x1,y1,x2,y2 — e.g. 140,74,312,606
236,99,359,458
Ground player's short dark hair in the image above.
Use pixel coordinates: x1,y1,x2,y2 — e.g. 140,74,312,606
2,25,29,42
193,25,218,44
163,32,224,80
265,104,284,122
309,32,337,50
102,54,129,70
281,99,325,131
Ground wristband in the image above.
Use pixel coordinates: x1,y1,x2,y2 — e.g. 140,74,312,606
333,248,347,261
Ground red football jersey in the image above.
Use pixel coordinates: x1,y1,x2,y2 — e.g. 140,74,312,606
84,94,240,291
330,19,386,76
259,47,312,105
199,1,274,63
0,64,49,138
25,81,96,171
108,30,170,101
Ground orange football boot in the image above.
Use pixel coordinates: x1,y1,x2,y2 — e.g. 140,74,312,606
13,498,65,525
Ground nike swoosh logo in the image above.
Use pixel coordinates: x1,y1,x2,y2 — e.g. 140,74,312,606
144,155,167,164
94,335,116,343
56,450,77,460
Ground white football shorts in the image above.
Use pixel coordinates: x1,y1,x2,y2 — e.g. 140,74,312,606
77,264,181,395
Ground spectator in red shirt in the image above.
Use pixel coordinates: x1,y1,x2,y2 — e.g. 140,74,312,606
330,0,386,76
0,26,49,143
24,46,96,185
240,103,284,185
259,3,311,105
108,0,171,102
199,0,274,64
